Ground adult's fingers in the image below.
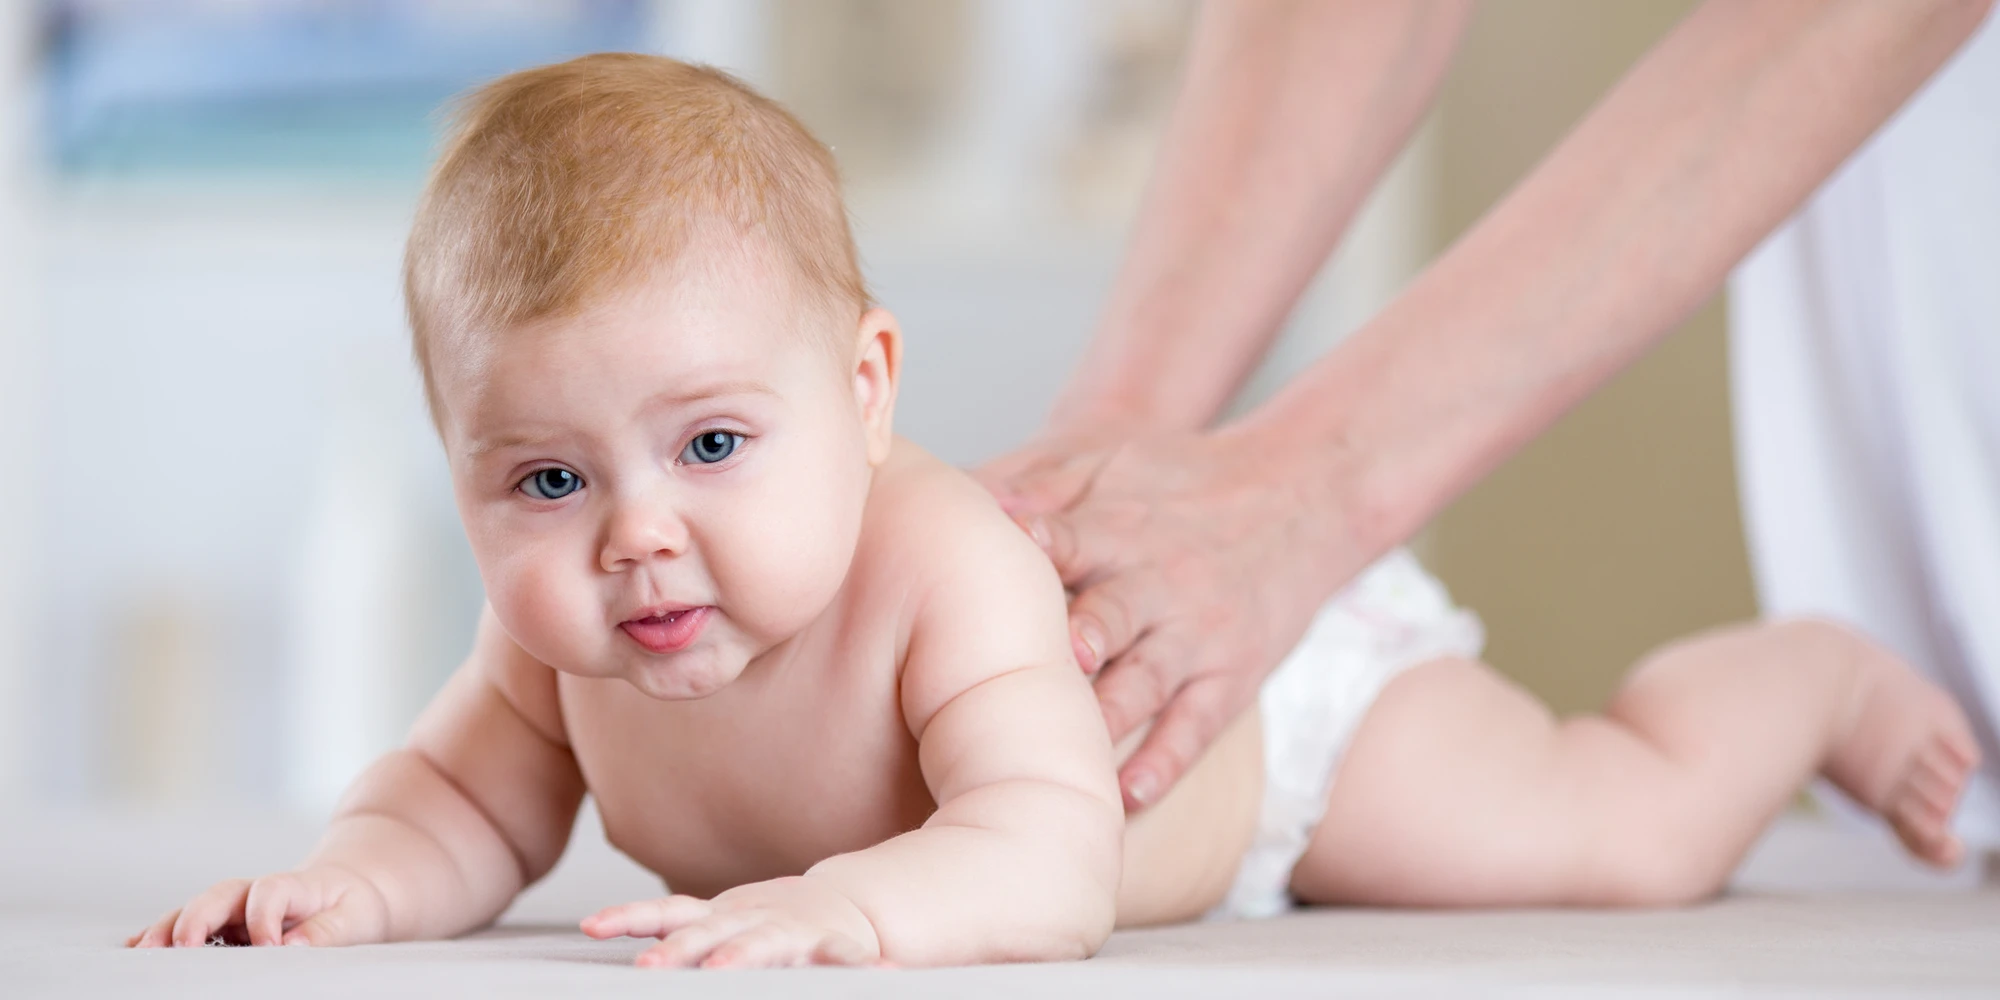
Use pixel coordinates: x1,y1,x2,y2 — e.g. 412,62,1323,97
582,895,711,940
245,874,314,947
1115,675,1246,812
1021,506,1130,587
1066,571,1164,674
982,449,1105,518
1092,636,1190,745
170,878,251,947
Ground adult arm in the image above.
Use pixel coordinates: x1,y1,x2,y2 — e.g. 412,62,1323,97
1041,0,1473,435
983,0,1471,487
990,0,1997,810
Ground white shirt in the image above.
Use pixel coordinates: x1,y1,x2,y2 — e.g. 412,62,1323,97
1730,14,2000,845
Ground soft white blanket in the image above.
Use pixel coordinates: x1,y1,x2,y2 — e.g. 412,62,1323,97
7,809,1995,998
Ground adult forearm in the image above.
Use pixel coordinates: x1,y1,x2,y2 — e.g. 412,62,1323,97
307,749,528,940
1052,0,1473,433
1250,0,1993,560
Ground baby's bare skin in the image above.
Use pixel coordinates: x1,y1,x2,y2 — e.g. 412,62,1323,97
127,51,1982,969
126,239,1981,967
125,238,1243,967
553,445,1258,924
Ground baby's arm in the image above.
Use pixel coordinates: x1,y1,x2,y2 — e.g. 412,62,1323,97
130,610,586,947
813,519,1125,964
585,502,1123,967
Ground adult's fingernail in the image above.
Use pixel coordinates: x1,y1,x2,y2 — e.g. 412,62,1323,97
1126,771,1158,806
1025,517,1051,550
1075,625,1104,672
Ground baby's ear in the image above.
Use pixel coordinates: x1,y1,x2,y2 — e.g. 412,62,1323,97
851,307,902,465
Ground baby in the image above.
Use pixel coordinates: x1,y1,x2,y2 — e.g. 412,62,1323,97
131,54,1979,968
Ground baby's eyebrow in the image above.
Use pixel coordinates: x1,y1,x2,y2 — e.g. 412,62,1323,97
638,378,779,412
463,379,777,459
464,431,561,460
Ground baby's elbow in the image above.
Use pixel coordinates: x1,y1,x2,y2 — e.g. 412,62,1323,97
1072,887,1117,959
1021,818,1120,962
1067,818,1123,958
1019,887,1114,964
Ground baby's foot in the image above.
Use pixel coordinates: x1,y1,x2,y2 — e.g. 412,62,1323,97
1822,638,1980,867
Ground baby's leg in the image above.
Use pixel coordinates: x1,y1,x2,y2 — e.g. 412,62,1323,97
1289,619,1978,907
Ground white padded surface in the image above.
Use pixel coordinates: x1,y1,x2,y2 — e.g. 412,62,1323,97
6,808,1997,998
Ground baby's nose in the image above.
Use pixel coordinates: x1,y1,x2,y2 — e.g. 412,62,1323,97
599,499,690,572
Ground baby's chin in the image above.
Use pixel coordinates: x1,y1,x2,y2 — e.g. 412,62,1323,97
612,645,749,701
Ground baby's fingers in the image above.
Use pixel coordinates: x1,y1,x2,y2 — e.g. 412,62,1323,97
169,878,252,947
277,905,356,948
635,912,765,968
703,924,873,969
244,874,319,947
581,895,711,940
128,908,183,949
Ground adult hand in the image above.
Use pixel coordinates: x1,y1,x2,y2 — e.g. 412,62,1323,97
979,423,1370,811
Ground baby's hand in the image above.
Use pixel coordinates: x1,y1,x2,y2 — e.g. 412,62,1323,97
126,867,390,949
581,877,880,969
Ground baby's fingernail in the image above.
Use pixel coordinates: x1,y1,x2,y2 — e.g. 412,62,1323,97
283,935,308,947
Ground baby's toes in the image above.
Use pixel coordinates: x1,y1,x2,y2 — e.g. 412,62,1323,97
1889,801,1963,868
1903,763,1962,818
1906,824,1964,868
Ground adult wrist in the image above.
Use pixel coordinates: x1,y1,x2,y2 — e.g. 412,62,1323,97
1041,374,1199,439
1223,390,1401,582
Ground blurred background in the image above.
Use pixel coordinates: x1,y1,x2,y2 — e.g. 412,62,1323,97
0,0,1755,815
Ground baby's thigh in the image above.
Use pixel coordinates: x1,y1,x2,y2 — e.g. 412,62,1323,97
1287,656,1600,907
1116,707,1264,926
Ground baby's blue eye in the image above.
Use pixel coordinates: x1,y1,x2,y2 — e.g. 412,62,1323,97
682,431,743,465
520,468,582,500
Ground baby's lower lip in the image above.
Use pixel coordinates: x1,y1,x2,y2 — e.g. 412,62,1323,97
619,607,711,653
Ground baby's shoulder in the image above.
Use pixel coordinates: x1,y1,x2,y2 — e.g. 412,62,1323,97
858,439,1072,722
857,438,1053,593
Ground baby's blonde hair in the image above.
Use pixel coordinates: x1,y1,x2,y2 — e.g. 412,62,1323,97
404,52,868,422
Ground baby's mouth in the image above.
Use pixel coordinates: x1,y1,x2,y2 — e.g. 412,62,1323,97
619,606,712,654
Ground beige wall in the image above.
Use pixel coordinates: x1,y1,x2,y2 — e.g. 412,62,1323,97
1423,0,1759,713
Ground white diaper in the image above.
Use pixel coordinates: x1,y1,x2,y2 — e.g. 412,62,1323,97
1205,548,1484,920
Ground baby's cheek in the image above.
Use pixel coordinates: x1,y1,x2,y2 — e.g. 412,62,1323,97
487,551,598,670
716,489,858,641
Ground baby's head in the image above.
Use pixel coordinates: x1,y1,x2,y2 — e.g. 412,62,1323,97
405,53,901,699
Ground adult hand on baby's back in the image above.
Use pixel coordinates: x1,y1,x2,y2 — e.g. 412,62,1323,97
979,424,1365,811
126,867,391,949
